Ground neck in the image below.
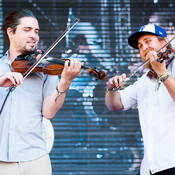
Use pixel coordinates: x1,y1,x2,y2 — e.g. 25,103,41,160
8,47,22,62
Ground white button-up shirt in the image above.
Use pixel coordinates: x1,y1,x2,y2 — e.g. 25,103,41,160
119,59,175,175
0,52,59,162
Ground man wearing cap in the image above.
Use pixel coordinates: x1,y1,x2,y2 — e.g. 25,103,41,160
105,24,175,175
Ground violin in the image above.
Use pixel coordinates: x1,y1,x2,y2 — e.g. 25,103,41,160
11,51,107,80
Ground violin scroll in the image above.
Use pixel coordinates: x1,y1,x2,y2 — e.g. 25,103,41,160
87,67,107,80
157,44,174,63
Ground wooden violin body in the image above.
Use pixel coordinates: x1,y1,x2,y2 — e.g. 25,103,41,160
12,58,65,75
11,53,107,80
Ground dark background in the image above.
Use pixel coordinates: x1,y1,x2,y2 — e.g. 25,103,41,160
1,0,175,174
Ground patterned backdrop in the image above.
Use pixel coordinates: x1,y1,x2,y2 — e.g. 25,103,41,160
1,0,175,174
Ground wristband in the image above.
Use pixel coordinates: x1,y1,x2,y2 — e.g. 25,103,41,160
55,86,69,102
159,70,168,79
160,74,169,82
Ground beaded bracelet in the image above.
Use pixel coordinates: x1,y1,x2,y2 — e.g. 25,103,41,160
55,86,69,102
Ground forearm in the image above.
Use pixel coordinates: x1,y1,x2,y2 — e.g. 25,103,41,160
105,90,123,111
162,75,175,101
42,79,70,119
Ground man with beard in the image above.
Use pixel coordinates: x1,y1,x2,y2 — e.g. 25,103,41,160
0,9,82,175
105,24,175,175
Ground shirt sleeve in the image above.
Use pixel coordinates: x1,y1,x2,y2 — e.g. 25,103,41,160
119,80,139,110
43,75,59,98
170,59,175,78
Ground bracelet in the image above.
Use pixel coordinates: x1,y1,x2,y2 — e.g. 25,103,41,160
160,74,169,82
55,86,69,102
105,86,119,93
159,70,168,78
105,87,114,93
159,70,168,79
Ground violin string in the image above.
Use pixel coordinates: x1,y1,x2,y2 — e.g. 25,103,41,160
108,36,175,92
22,18,80,80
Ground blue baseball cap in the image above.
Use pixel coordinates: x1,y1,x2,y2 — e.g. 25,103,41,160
128,24,167,49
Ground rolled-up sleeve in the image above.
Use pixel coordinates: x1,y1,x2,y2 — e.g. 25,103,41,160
119,80,139,110
43,75,59,98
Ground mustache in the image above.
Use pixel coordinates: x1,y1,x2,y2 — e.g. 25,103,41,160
27,39,36,43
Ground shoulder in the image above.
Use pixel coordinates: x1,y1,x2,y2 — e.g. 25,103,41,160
0,51,9,62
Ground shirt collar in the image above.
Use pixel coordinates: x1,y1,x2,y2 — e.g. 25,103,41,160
3,50,11,65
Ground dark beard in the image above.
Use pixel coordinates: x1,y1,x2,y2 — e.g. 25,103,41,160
20,47,36,55
16,50,36,60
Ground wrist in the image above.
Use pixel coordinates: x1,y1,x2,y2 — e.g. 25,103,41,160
160,74,169,82
158,69,169,82
58,79,71,91
157,69,167,78
55,86,69,102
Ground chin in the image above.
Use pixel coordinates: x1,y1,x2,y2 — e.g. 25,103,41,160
26,47,36,53
20,48,35,56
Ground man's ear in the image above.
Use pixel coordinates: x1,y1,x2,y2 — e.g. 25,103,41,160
6,27,14,38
